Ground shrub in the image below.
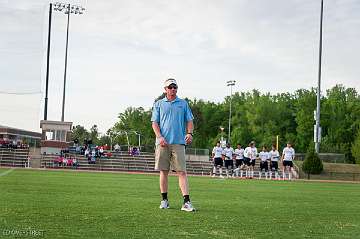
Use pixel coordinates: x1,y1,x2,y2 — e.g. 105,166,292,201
302,144,323,178
351,131,360,164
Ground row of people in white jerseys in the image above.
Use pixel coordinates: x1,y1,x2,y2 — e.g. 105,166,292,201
211,141,297,180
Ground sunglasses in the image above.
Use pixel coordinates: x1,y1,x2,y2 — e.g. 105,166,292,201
167,85,178,90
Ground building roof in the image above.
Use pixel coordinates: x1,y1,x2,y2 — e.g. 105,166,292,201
0,125,41,139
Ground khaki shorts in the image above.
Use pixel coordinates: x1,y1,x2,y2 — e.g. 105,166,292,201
155,144,186,172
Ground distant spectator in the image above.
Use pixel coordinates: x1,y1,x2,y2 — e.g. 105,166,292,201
99,147,104,157
54,156,63,167
90,155,96,164
114,144,120,152
84,148,89,157
76,146,81,154
87,154,92,164
67,157,73,166
131,147,140,156
63,157,68,166
72,157,79,169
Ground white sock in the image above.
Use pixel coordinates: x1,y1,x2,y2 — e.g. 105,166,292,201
219,168,223,176
240,170,243,177
213,166,217,174
265,172,268,179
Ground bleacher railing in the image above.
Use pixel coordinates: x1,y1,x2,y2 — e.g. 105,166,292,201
0,148,29,167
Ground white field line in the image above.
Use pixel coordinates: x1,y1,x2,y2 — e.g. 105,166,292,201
0,168,15,177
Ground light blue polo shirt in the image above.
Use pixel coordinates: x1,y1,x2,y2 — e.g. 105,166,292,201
151,96,194,145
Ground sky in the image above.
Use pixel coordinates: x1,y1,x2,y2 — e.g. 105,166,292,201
0,0,359,134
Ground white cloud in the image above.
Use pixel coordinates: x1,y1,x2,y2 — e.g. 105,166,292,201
0,0,359,133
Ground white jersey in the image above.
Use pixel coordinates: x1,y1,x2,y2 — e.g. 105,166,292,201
269,150,280,161
250,147,258,160
234,148,244,160
244,147,251,158
282,147,295,161
259,151,269,162
212,146,223,158
223,147,234,160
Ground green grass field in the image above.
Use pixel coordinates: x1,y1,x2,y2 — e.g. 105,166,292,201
0,168,359,239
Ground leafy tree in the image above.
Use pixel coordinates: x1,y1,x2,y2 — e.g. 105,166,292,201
71,125,90,145
114,107,154,146
102,85,359,160
321,85,360,162
294,89,317,152
89,125,99,145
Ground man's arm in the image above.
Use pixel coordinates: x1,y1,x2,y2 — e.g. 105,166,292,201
292,149,295,160
185,120,193,144
152,122,167,147
186,120,193,134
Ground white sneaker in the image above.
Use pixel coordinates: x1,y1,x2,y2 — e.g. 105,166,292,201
219,175,225,179
211,174,216,178
181,201,195,212
159,200,170,209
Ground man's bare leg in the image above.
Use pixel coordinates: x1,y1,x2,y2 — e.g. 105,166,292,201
177,171,189,195
160,170,169,193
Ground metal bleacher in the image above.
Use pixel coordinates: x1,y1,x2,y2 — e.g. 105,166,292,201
40,151,214,175
0,148,298,179
0,148,29,168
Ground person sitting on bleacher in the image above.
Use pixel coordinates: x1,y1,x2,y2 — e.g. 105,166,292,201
84,148,90,157
54,156,63,167
99,147,104,157
89,149,96,164
62,157,68,167
67,157,73,166
72,157,79,169
104,151,112,158
131,147,140,156
87,153,92,164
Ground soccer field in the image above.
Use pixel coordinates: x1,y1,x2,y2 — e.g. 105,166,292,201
0,168,359,239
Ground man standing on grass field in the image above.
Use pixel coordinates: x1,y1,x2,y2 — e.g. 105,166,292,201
244,141,257,178
223,142,235,178
233,143,245,178
212,142,225,178
281,142,297,180
269,144,280,180
151,78,195,212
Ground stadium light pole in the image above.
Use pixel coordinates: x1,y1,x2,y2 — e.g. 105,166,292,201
315,0,324,153
226,80,236,144
44,3,53,121
53,2,85,122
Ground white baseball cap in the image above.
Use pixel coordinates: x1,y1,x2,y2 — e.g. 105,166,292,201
164,78,177,87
